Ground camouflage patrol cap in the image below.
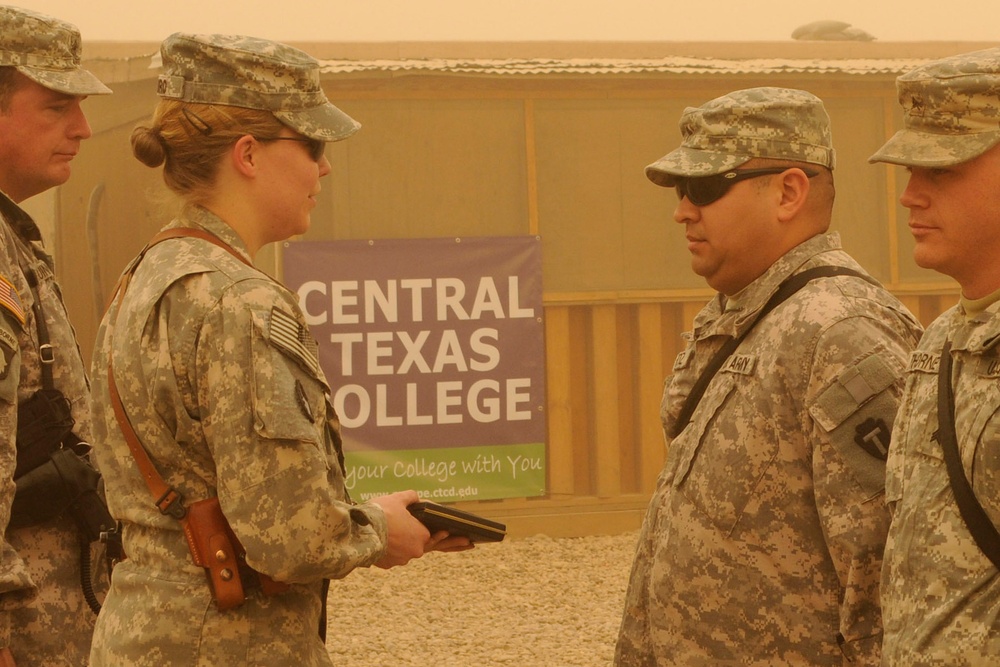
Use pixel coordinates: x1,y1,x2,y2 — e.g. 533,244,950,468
0,5,111,96
645,87,836,187
156,32,359,142
869,47,1000,167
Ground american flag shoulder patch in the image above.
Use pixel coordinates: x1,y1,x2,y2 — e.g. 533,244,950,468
268,307,319,373
0,274,25,326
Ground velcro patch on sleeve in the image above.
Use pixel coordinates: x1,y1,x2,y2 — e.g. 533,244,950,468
810,353,899,431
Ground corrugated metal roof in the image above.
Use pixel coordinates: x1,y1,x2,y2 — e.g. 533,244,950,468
318,56,930,76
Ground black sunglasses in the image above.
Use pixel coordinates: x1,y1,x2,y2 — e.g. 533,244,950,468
254,135,326,162
674,167,818,207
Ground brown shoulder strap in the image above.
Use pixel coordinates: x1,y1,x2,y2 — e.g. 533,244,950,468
105,227,252,518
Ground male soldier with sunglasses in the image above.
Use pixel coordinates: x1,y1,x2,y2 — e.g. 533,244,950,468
615,87,922,666
869,48,1000,666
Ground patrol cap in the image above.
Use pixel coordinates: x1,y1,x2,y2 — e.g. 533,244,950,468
645,87,836,187
156,32,359,142
0,5,111,96
869,47,1000,167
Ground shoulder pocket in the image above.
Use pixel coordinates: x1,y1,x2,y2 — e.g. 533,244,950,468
810,352,901,496
250,308,327,444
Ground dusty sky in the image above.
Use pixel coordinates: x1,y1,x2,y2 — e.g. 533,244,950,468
14,0,1000,43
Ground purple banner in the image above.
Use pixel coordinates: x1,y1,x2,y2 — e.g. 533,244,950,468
282,237,546,461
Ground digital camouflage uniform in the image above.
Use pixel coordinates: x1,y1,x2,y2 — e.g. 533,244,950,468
616,234,921,666
0,6,112,665
879,306,1000,666
869,48,1000,666
616,88,923,666
88,32,385,666
0,192,107,666
89,207,388,666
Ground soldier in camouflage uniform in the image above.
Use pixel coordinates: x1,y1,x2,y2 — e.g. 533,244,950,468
88,33,469,666
0,6,112,666
614,88,923,666
869,48,1000,666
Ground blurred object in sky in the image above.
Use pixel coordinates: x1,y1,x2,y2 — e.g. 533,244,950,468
791,20,876,41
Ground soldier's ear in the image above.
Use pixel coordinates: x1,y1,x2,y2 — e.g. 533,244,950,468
775,168,811,222
231,135,257,176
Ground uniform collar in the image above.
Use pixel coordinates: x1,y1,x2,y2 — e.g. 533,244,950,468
695,232,844,339
0,190,44,243
175,205,255,267
951,299,1000,353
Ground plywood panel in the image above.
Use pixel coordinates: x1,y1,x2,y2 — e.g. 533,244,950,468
591,304,621,498
544,306,575,496
320,98,529,241
533,97,707,294
682,300,705,332
568,306,592,495
823,95,897,282
636,303,666,492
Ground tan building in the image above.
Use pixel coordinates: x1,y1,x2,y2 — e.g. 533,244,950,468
50,39,983,537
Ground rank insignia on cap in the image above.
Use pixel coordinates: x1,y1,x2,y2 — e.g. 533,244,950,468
269,307,318,373
855,417,890,460
0,275,25,326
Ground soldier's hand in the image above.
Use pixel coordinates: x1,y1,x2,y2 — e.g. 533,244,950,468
370,490,429,569
425,530,474,553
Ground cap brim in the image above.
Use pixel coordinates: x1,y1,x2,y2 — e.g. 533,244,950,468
868,128,1000,167
275,101,361,142
645,147,748,187
17,66,112,96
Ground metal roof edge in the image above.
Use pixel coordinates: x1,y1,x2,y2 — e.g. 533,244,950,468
80,40,999,84
315,56,933,77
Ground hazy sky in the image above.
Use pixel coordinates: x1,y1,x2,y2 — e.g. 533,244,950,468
15,0,1000,43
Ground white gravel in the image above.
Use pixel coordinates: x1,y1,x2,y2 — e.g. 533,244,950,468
325,530,639,666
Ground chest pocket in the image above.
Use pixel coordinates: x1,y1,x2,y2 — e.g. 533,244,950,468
949,360,1000,520
672,368,778,533
882,368,934,505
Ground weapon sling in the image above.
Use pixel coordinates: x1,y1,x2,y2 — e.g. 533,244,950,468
12,263,114,614
669,265,874,438
104,227,289,611
936,339,1000,569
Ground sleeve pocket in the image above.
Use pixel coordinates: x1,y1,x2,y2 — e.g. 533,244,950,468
810,352,902,496
250,310,325,444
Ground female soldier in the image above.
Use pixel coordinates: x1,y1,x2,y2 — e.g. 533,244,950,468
89,33,469,665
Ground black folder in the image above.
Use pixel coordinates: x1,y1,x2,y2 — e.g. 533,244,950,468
408,501,507,543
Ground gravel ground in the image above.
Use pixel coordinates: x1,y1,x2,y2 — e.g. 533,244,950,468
325,530,639,667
